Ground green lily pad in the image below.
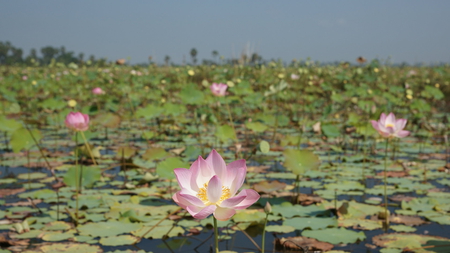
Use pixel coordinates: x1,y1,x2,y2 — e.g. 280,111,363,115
17,172,48,180
284,217,338,230
99,235,138,246
24,243,102,253
43,221,72,231
132,225,184,239
63,165,101,188
77,221,143,237
271,202,328,218
339,218,382,230
10,127,42,153
373,233,450,252
283,149,320,175
156,157,189,180
302,227,366,245
265,225,296,233
42,231,75,241
390,225,416,232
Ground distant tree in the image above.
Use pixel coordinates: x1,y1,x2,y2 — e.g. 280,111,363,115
0,41,12,64
78,53,84,64
212,50,219,63
7,47,23,65
250,53,262,65
40,46,59,65
190,48,198,65
164,55,171,66
89,55,96,64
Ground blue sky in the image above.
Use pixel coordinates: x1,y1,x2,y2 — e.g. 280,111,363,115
1,1,449,65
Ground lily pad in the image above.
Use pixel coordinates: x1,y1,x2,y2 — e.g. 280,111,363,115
302,227,366,245
77,221,143,237
99,235,138,246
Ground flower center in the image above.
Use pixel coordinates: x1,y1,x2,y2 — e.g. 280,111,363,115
385,123,394,128
197,183,231,205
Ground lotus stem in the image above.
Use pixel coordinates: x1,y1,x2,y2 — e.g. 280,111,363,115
225,100,237,141
213,217,219,253
383,138,389,229
80,131,97,165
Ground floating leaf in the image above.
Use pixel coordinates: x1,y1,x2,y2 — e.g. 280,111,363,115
77,221,142,237
94,113,121,128
142,147,169,161
283,149,320,175
156,157,189,180
99,235,138,246
26,243,102,253
10,127,42,153
215,124,236,143
63,166,101,188
0,115,22,132
284,217,338,230
245,122,268,133
265,225,295,233
259,140,270,153
302,227,366,245
321,124,341,138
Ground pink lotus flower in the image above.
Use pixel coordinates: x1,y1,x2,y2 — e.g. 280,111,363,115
370,112,410,138
92,87,105,95
210,83,228,97
172,150,260,221
65,112,90,132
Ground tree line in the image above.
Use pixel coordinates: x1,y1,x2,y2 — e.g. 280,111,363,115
0,41,266,67
0,41,106,66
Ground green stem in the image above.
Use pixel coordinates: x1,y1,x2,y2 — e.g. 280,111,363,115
383,138,389,228
225,100,237,141
27,150,30,190
213,216,219,253
80,131,97,165
75,132,79,222
261,213,269,253
193,108,204,154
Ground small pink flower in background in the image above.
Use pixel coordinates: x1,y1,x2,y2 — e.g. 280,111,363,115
210,83,228,97
92,87,105,95
22,76,28,81
172,149,260,221
371,112,410,138
290,74,300,80
65,112,90,132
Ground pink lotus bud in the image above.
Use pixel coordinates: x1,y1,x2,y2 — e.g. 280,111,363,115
92,87,105,95
65,112,90,132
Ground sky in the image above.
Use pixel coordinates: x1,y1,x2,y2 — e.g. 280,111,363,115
1,1,449,65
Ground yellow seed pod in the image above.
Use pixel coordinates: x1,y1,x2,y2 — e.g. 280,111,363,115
187,70,195,76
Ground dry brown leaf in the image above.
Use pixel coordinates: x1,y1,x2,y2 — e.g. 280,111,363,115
5,199,42,207
253,180,287,193
0,188,25,198
275,236,333,252
389,195,416,202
